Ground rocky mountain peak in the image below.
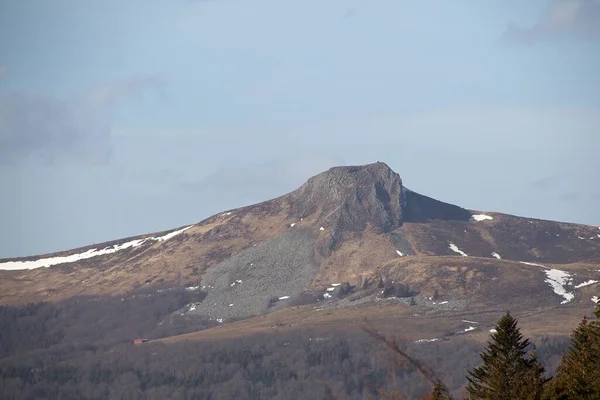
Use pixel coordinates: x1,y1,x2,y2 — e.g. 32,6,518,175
285,161,474,252
288,162,404,244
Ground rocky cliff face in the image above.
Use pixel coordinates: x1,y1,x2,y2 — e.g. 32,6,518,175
288,162,404,231
286,162,404,254
285,161,473,254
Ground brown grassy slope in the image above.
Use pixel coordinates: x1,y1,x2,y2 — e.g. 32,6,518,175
157,255,599,344
2,204,599,306
0,198,294,305
156,294,597,345
398,213,600,262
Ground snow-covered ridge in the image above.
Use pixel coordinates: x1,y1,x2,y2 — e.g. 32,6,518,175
0,226,193,271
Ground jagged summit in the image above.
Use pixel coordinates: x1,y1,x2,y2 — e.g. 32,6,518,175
286,161,471,231
288,162,403,234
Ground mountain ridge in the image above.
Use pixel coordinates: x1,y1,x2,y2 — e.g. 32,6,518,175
3,161,598,264
1,161,599,313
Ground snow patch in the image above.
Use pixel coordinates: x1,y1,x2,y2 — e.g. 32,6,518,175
544,269,574,304
185,286,200,291
396,250,404,257
490,329,497,333
449,243,468,257
463,326,476,332
216,318,223,323
462,320,478,324
415,338,440,343
290,223,296,227
592,296,599,304
154,226,193,242
320,227,324,231
520,261,548,269
438,301,448,304
330,283,341,287
492,252,501,259
228,303,234,307
323,293,332,299
471,214,493,221
574,280,598,289
278,296,290,300
0,226,193,271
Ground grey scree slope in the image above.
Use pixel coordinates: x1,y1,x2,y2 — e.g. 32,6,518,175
190,227,319,321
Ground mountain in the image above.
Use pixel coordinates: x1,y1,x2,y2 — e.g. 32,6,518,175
1,162,599,398
1,162,599,306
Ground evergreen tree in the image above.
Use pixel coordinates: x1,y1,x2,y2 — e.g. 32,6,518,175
428,381,453,400
466,312,545,400
548,313,600,399
519,348,547,400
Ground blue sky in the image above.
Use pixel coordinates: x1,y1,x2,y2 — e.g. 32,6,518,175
1,0,599,257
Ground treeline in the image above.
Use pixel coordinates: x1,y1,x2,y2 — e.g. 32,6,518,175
0,290,593,399
0,324,568,399
0,286,209,359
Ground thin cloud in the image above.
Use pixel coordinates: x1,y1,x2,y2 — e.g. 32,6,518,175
0,75,165,166
531,176,558,189
81,75,167,108
504,0,600,43
343,8,357,19
559,192,579,202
